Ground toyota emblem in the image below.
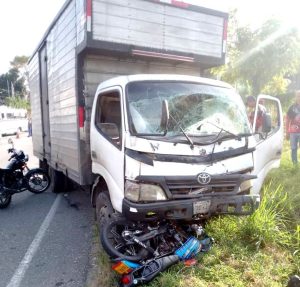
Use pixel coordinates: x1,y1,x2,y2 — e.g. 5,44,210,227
197,172,211,185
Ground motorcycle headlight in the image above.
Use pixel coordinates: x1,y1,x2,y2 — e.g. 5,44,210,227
125,181,167,202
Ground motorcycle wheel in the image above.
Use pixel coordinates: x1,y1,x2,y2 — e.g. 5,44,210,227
100,218,150,262
0,192,12,209
25,169,51,194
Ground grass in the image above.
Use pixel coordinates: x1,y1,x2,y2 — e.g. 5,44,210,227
86,225,118,287
92,141,300,287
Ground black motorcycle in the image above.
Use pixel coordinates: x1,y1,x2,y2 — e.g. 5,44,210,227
0,139,50,208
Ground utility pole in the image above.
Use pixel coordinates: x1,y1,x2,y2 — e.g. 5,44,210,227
11,82,15,97
7,80,10,96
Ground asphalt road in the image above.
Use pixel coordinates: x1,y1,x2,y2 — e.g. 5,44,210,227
0,135,94,287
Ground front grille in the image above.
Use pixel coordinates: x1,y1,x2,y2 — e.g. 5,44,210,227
164,173,254,198
136,173,256,199
170,185,234,195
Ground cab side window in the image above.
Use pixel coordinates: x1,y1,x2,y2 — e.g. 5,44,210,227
263,99,280,136
254,98,281,141
95,91,122,148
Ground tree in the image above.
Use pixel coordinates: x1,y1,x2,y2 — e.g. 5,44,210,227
10,55,29,69
0,55,29,106
10,55,30,99
211,17,300,96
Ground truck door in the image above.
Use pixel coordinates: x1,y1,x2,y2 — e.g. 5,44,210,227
90,86,125,211
39,43,51,160
251,95,283,195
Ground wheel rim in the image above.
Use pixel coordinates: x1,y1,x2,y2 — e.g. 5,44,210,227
0,193,10,205
106,221,146,258
28,172,49,192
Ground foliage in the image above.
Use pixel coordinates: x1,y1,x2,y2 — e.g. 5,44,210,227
211,15,300,96
5,96,30,110
0,55,29,106
261,75,290,95
10,55,29,70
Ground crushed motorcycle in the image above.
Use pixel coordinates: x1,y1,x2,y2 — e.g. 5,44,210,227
100,215,213,286
0,138,50,208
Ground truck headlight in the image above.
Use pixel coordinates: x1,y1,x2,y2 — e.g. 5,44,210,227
240,179,253,192
125,181,167,202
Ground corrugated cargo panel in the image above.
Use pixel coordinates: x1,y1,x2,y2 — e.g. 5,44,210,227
76,0,85,46
28,54,44,158
46,1,80,183
92,0,224,58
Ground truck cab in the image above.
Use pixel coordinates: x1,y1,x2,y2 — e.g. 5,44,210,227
90,74,283,221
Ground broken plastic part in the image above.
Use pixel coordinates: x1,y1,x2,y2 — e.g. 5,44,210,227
184,258,197,266
112,260,141,275
175,237,201,260
121,274,132,285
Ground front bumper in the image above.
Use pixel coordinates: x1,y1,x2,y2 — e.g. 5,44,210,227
122,194,259,221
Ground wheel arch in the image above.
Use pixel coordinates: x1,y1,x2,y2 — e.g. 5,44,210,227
91,175,109,207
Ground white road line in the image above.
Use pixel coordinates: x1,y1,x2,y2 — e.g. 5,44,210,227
6,194,62,287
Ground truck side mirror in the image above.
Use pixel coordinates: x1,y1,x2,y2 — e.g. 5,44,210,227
262,113,272,134
160,100,169,135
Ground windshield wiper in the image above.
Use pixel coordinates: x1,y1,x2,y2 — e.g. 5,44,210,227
170,114,194,149
179,126,194,149
197,121,252,144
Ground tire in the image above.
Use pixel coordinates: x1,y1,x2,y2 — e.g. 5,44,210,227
0,192,12,209
49,168,65,194
100,218,149,262
25,168,51,194
96,192,115,229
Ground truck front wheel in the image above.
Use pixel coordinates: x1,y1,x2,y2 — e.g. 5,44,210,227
96,192,114,229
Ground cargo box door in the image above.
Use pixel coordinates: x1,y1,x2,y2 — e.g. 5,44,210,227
39,43,51,159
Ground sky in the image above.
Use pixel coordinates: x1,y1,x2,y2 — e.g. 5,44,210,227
0,0,65,74
0,0,298,74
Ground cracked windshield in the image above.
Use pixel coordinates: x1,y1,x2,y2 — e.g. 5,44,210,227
127,82,250,137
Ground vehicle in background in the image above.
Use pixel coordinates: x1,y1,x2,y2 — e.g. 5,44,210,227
0,105,28,136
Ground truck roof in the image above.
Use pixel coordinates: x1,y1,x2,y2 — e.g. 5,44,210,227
96,74,234,92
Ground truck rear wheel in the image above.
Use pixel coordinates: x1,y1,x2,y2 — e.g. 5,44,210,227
49,167,66,193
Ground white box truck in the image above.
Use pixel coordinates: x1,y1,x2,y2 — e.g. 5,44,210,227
28,0,283,237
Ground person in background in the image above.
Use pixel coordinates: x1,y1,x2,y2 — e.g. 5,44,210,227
246,96,266,132
286,91,300,165
28,117,32,137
